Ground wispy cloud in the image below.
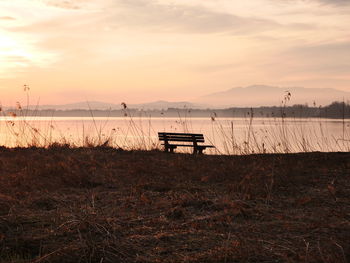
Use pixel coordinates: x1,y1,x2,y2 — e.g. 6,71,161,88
315,0,350,5
0,16,16,20
258,40,350,86
103,0,314,35
288,41,350,73
10,0,318,37
292,41,350,56
2,55,31,63
41,0,88,9
0,0,349,102
277,0,350,6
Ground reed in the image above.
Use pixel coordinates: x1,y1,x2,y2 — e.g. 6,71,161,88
0,97,349,154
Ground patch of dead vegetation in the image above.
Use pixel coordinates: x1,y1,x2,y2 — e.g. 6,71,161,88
0,148,349,262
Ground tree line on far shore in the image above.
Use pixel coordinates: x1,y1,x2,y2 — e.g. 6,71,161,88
4,101,350,119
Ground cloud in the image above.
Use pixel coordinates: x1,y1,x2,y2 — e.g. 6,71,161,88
270,0,350,8
316,0,350,5
11,0,307,38
268,41,350,76
0,16,16,20
103,0,308,35
294,41,350,55
2,55,31,63
42,0,88,9
285,0,350,6
2,0,347,92
8,0,318,39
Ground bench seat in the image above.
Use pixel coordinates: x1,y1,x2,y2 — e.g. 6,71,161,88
158,132,214,154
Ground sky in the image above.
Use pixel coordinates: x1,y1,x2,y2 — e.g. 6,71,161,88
0,0,349,105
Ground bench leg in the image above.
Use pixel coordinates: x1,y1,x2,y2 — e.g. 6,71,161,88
193,147,206,154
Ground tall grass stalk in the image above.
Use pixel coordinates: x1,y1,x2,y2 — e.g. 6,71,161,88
1,99,349,154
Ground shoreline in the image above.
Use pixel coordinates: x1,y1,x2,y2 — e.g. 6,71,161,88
1,114,350,119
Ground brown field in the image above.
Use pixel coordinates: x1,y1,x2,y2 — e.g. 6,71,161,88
0,147,349,262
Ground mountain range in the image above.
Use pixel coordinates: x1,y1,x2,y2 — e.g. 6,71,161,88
195,85,350,107
26,100,199,110
11,85,350,110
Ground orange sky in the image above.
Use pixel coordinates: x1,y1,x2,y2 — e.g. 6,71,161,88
0,0,349,105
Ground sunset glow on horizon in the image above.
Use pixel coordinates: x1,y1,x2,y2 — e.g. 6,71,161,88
0,0,349,105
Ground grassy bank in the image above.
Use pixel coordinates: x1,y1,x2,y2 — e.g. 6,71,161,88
0,147,349,262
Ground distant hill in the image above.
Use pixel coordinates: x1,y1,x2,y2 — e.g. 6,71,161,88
129,100,203,110
195,85,350,107
6,85,350,110
24,101,119,110
22,100,203,111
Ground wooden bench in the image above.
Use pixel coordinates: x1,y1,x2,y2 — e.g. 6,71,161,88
158,132,214,154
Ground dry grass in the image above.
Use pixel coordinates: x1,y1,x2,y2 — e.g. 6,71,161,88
0,147,349,262
1,100,349,154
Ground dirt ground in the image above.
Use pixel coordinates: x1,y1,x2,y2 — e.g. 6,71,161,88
0,147,349,262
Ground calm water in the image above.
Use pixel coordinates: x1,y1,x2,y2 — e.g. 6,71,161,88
0,116,349,154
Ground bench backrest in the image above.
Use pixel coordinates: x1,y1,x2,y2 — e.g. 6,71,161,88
158,132,205,143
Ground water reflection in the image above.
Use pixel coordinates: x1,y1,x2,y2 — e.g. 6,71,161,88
0,117,349,154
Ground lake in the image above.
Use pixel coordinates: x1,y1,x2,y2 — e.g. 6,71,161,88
0,116,349,154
